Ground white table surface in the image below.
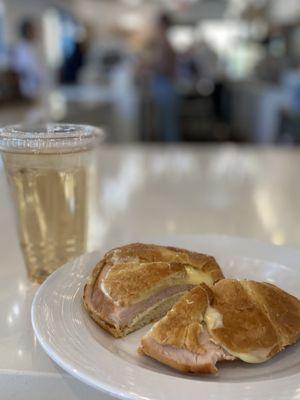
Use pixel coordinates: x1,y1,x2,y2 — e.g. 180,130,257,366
1,144,300,399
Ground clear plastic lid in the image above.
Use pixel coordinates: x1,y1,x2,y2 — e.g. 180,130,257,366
0,123,105,154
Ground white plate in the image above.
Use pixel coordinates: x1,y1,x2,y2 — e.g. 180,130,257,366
31,235,300,400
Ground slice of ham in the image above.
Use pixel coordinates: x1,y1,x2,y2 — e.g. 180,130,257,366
141,328,235,374
88,268,195,328
115,284,195,327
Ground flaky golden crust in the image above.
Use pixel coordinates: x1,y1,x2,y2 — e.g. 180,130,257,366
208,280,300,360
105,243,224,280
209,280,280,356
102,243,223,305
83,243,224,337
83,283,124,338
82,259,124,337
139,285,232,374
104,262,186,307
140,279,300,373
144,285,212,353
242,281,300,348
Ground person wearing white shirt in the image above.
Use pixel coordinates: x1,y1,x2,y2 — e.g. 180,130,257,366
12,19,43,100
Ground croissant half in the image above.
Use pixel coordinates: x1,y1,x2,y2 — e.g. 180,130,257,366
83,243,224,337
139,280,300,373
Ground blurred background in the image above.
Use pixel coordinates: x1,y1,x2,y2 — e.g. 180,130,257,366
2,0,300,144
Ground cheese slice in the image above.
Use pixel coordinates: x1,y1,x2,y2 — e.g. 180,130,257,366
185,266,213,286
226,348,272,363
204,306,224,329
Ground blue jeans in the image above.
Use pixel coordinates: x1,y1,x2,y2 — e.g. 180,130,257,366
152,76,180,142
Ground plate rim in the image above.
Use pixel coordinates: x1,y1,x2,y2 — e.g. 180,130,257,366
31,234,300,400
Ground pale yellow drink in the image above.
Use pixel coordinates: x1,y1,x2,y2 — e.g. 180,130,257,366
0,124,104,283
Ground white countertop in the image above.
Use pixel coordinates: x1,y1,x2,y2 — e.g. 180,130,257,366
1,144,299,399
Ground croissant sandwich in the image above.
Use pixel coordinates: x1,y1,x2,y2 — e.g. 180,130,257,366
83,243,224,337
139,280,300,374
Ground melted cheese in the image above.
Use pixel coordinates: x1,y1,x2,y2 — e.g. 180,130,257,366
227,348,272,364
100,264,213,304
185,266,213,286
204,306,224,329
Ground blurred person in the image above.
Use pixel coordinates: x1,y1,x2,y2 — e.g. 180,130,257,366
150,12,179,142
110,54,139,142
178,47,200,87
255,32,289,84
60,25,89,85
12,18,44,100
196,42,224,121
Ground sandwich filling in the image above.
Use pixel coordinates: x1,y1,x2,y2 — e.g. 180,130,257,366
90,278,195,328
